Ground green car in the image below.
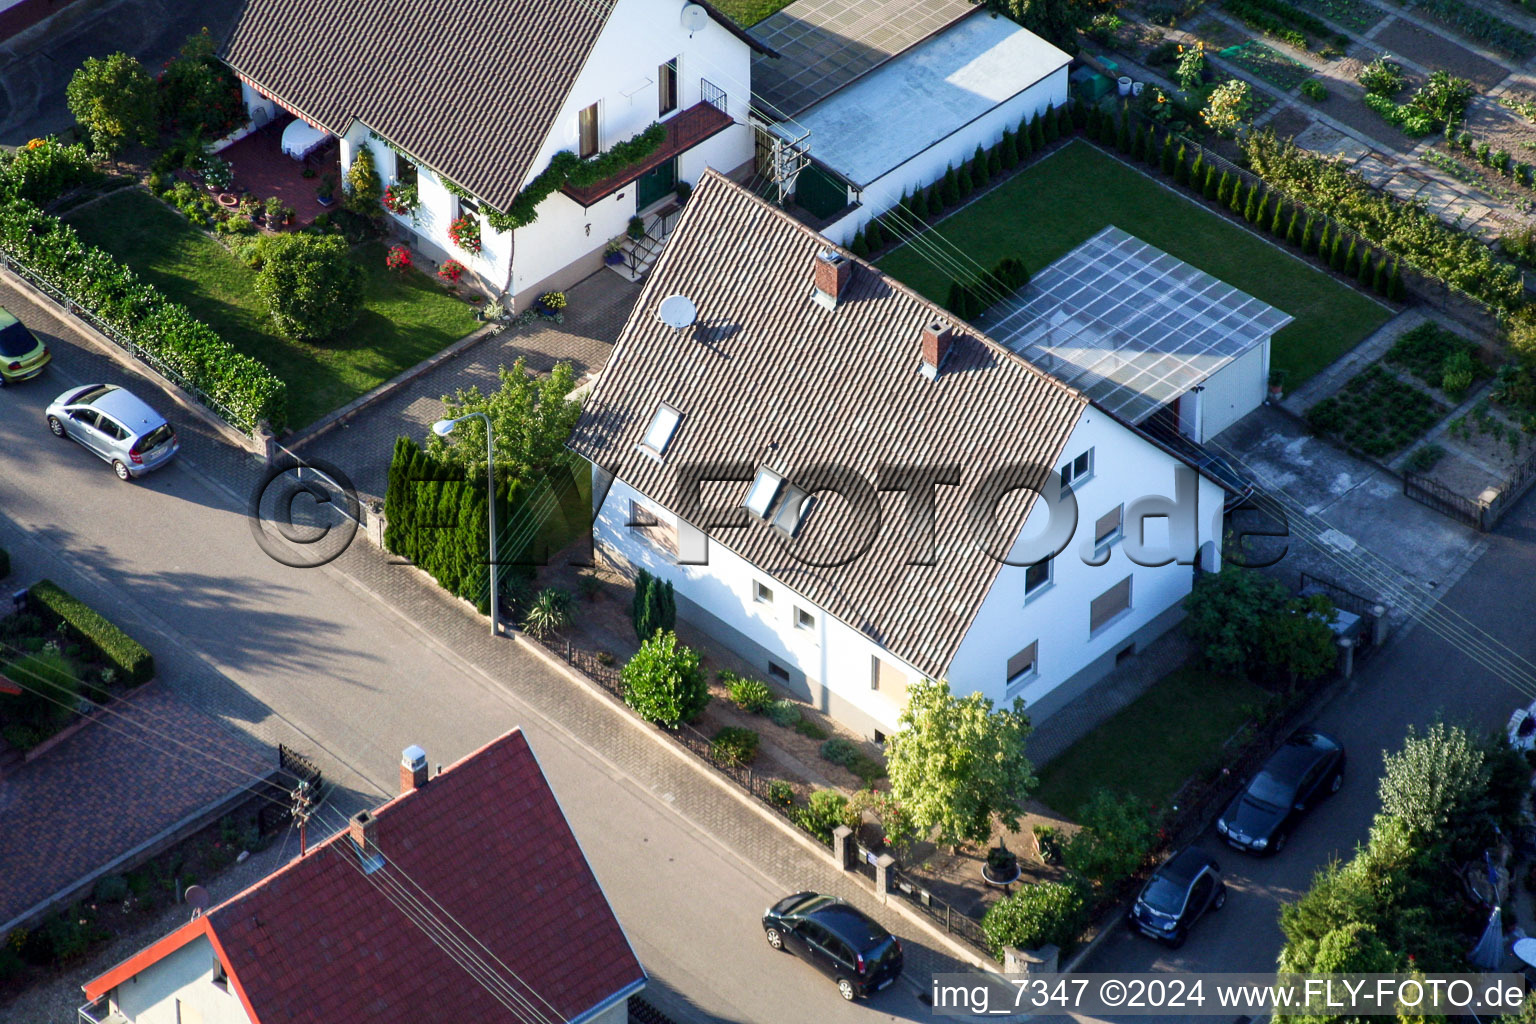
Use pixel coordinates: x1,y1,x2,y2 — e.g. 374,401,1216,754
0,306,50,383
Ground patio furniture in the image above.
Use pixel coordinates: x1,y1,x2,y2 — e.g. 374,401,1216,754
281,120,329,161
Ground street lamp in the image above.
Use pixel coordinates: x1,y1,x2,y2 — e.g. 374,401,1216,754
432,413,499,636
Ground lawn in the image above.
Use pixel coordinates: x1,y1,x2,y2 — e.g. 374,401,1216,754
878,140,1391,387
66,190,478,430
1032,663,1268,820
709,0,793,25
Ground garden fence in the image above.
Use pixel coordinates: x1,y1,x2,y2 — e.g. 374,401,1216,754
0,250,254,435
1404,436,1536,530
887,868,991,951
1298,570,1382,660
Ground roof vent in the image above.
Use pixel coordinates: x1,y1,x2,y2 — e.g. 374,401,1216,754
812,249,852,311
658,294,698,330
920,322,954,381
400,744,428,794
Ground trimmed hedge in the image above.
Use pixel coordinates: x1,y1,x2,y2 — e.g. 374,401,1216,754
28,579,154,684
0,196,287,430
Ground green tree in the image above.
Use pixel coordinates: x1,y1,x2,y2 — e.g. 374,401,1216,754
940,164,959,207
1030,111,1046,151
910,186,929,220
886,678,1036,849
865,216,886,250
1301,214,1316,253
1329,230,1345,271
251,233,363,342
66,53,157,159
1237,180,1254,218
631,569,677,641
1216,169,1232,205
995,0,1085,53
1357,245,1374,287
972,146,991,188
1269,197,1286,236
0,137,96,206
1142,125,1159,166
1183,566,1289,677
621,630,707,727
849,229,869,257
1373,253,1389,295
1317,221,1334,262
1203,162,1219,199
956,163,974,200
1257,594,1339,687
1286,208,1302,245
1173,142,1189,184
1344,237,1360,277
1388,259,1405,301
1043,104,1060,144
1131,124,1147,161
425,356,583,479
158,29,245,137
1379,721,1489,840
1160,133,1176,175
1115,108,1131,153
1060,790,1158,887
1001,128,1020,168
345,145,383,215
1252,189,1269,226
988,141,1004,177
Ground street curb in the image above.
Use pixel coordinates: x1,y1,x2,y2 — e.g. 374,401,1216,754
509,629,1001,974
0,263,262,456
282,322,500,450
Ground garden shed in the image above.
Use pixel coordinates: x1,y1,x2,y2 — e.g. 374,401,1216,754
767,8,1070,243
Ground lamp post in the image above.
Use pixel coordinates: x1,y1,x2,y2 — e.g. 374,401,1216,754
432,413,498,636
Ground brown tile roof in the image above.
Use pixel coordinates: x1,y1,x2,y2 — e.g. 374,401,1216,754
84,729,644,1023
221,0,769,213
567,171,1088,678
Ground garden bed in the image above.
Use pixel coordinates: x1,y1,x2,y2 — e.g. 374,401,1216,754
1291,0,1386,34
1374,17,1510,89
1218,39,1316,90
1304,363,1449,457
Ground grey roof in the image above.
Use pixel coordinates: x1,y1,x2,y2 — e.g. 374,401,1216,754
980,227,1293,425
750,0,975,118
568,170,1087,679
222,0,767,213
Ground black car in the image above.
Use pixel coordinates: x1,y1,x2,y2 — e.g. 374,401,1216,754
1128,848,1226,948
762,892,904,1000
1217,730,1345,855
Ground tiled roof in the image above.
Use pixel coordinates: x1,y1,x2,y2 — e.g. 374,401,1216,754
567,171,1088,678
85,730,643,1023
221,0,767,212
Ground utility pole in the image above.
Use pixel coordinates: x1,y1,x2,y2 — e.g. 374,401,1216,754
292,779,314,856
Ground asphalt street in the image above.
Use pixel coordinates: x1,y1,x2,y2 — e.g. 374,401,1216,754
0,279,986,1023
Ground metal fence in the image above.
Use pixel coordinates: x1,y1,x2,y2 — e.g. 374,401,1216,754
1405,441,1536,531
888,868,991,951
0,249,255,435
1298,570,1380,660
258,744,326,834
701,79,728,115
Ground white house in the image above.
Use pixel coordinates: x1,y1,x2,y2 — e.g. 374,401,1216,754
221,0,770,307
78,732,645,1024
568,171,1234,740
766,9,1070,244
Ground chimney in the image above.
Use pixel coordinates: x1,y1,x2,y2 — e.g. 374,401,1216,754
349,809,378,854
811,249,852,311
920,321,954,380
400,744,428,794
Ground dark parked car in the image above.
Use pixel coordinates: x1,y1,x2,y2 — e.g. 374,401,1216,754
1217,730,1345,855
1128,848,1226,948
762,892,903,1000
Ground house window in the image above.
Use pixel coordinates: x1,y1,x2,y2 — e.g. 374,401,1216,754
629,499,677,557
1024,557,1052,599
212,956,228,989
768,661,791,682
1095,504,1124,548
871,655,909,701
1060,447,1094,491
457,194,480,218
578,103,599,158
795,607,815,630
659,58,679,116
1006,641,1039,686
754,580,774,604
394,155,417,188
640,403,682,456
1090,575,1133,635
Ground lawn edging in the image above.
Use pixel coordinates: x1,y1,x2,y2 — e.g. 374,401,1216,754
281,321,499,448
0,262,263,457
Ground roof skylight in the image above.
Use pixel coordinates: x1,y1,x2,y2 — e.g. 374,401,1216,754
641,403,683,456
743,468,785,519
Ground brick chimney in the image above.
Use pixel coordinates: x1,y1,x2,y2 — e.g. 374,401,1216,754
350,809,378,854
920,321,954,380
811,249,852,311
400,744,428,794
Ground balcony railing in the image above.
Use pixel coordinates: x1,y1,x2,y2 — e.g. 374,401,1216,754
78,998,129,1024
701,78,727,115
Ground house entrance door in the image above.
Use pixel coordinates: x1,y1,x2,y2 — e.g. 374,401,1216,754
636,159,677,210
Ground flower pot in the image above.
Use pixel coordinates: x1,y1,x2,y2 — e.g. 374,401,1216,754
316,195,334,207
217,193,239,209
1132,81,1145,96
1269,384,1284,401
982,861,1022,887
1118,76,1133,96
605,252,626,265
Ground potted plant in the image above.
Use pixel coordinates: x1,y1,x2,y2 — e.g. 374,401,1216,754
483,298,508,322
1268,370,1286,402
382,182,418,217
315,175,336,206
627,215,646,241
201,157,233,192
982,840,1021,886
238,196,261,221
301,166,317,179
385,244,412,272
604,238,626,265
448,214,482,254
536,290,567,316
263,196,286,227
437,258,465,289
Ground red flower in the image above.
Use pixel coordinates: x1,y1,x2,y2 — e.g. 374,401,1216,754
385,245,412,271
437,259,464,283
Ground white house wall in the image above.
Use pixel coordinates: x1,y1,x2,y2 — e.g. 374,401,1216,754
594,475,920,737
109,935,249,1024
1198,340,1269,442
820,65,1068,245
944,409,1226,721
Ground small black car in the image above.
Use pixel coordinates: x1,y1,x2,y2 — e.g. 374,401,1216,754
1217,730,1346,855
762,892,904,1000
1128,848,1226,948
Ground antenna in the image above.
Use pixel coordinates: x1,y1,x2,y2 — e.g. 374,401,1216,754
657,294,698,330
681,3,709,34
184,884,210,917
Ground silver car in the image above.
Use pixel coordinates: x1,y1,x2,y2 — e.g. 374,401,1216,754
46,384,179,480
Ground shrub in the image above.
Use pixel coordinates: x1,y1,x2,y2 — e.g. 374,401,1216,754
767,779,795,808
1183,567,1290,677
631,568,676,641
1061,790,1159,886
28,580,153,684
621,630,707,727
1358,56,1404,96
766,699,801,728
66,53,157,159
1,649,80,749
1404,443,1445,473
251,233,364,342
711,726,761,766
724,672,773,713
1301,78,1327,101
1380,720,1490,842
520,587,572,639
157,30,244,139
981,879,1088,957
344,145,383,214
820,737,860,767
794,717,829,740
93,875,130,904
0,137,96,207
794,789,853,842
1441,350,1475,398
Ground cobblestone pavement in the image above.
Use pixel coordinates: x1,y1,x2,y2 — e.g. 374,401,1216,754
296,269,640,503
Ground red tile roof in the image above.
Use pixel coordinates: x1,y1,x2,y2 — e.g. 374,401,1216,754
84,729,644,1023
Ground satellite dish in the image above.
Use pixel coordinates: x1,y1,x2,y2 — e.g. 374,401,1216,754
681,2,709,33
184,885,210,916
658,294,698,330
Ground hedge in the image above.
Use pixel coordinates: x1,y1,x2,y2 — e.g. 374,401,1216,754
28,579,154,684
0,196,287,430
